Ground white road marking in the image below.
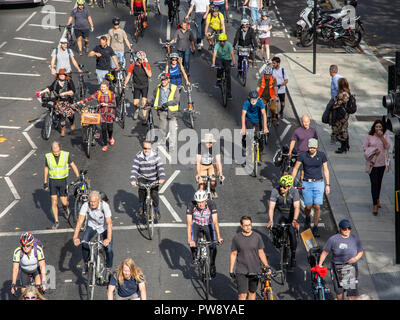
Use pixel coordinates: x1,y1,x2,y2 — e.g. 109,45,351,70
281,118,290,125
279,16,282,21
0,126,21,129
284,28,288,33
157,145,172,163
159,170,180,194
1,52,47,61
16,12,37,32
4,177,21,200
271,31,286,38
6,149,36,177
0,41,7,49
28,24,59,29
280,124,292,141
22,132,37,150
24,114,45,132
64,279,73,283
166,21,171,41
383,56,395,64
0,97,33,101
40,11,67,14
0,72,40,77
0,200,19,220
293,47,297,52
277,10,280,15
281,22,285,27
0,154,10,158
14,37,55,44
160,195,182,222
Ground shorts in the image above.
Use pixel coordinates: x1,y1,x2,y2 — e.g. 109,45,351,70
236,274,259,294
331,262,359,297
74,29,89,40
116,292,140,300
198,164,218,184
133,87,148,100
19,267,40,287
278,93,286,103
49,178,68,197
302,180,324,206
260,37,270,45
134,6,144,16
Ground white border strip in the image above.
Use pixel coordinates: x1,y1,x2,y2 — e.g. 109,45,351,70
160,195,183,222
0,97,33,101
4,177,21,200
0,42,7,49
0,72,40,77
16,12,37,32
0,126,21,129
1,52,46,61
22,132,37,150
14,37,55,44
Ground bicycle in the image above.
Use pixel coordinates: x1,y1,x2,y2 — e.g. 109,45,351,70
136,177,159,240
116,87,128,129
180,83,200,129
248,267,278,300
207,29,221,51
40,90,61,140
80,104,101,159
170,0,180,26
139,103,155,142
71,64,90,99
155,39,174,70
58,24,75,49
307,247,330,300
11,273,46,299
69,169,91,231
251,131,266,177
196,175,222,200
81,234,108,300
194,231,219,300
236,46,253,87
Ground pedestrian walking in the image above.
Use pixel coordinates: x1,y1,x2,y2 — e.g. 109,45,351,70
107,257,147,300
328,64,343,143
229,216,271,300
256,11,272,62
272,56,289,119
43,141,80,229
243,0,262,27
107,17,131,69
185,0,209,51
291,138,330,238
363,119,391,215
169,20,196,74
50,38,82,76
318,219,364,300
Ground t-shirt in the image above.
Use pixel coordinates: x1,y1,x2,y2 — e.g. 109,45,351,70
13,246,45,272
249,0,260,8
93,45,116,71
70,7,91,30
256,18,271,38
331,74,343,99
186,200,217,226
323,234,363,264
269,187,300,215
206,12,224,30
197,143,220,165
174,29,195,51
79,200,112,234
291,127,318,153
109,275,141,298
191,0,208,12
51,47,74,73
214,41,233,61
242,98,265,123
231,231,265,274
127,62,151,88
108,28,129,53
297,150,327,180
272,67,288,94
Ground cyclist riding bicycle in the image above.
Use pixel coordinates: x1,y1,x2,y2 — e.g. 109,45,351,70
165,52,190,86
130,0,147,34
107,17,132,69
241,90,268,162
267,175,300,268
233,19,257,70
195,133,225,198
11,233,47,296
205,5,226,50
186,190,224,278
257,65,279,125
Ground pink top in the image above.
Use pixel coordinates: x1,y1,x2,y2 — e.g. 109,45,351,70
363,132,391,168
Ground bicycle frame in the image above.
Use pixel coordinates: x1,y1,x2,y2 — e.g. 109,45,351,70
198,175,219,200
215,66,227,107
137,178,159,239
248,269,278,300
181,83,200,129
70,169,90,229
272,223,293,284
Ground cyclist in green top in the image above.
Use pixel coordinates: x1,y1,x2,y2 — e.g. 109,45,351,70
211,33,236,100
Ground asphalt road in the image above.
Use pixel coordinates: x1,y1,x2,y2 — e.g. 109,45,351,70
0,0,384,300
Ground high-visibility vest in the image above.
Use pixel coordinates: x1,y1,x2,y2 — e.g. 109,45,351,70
154,84,179,112
97,90,112,101
258,75,276,99
46,151,69,180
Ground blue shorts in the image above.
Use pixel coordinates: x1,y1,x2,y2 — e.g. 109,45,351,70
302,180,324,206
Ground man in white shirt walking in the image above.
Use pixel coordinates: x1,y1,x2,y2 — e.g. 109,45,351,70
272,56,288,119
186,0,209,51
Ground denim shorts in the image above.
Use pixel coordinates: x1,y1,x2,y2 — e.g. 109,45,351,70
302,180,324,206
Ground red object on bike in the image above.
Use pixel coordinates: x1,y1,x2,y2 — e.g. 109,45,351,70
310,266,328,278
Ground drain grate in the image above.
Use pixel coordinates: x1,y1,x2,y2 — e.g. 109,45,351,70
355,115,384,122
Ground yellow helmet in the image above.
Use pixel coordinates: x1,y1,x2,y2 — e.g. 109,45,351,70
218,33,228,41
279,175,293,187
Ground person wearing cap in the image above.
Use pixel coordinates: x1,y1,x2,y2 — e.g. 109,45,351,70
267,174,300,269
291,138,330,238
165,52,190,86
169,20,196,74
38,68,77,137
256,65,279,125
318,219,364,300
196,133,225,198
211,33,235,100
107,17,131,69
256,10,272,62
50,39,82,77
205,6,226,50
233,19,257,72
151,72,180,151
67,0,94,56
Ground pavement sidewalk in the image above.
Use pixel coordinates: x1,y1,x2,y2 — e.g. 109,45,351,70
279,50,400,299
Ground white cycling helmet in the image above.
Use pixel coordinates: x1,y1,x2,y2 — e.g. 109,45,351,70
263,65,273,74
194,190,208,202
241,19,250,26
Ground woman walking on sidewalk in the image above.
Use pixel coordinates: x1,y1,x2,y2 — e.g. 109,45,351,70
363,120,391,215
331,78,351,154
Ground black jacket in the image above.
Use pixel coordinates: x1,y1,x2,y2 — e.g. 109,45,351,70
233,27,257,48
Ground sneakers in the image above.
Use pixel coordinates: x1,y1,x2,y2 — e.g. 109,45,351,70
210,265,216,279
227,94,233,100
211,191,218,199
109,137,115,146
312,226,320,238
133,108,139,120
52,221,59,230
102,146,108,152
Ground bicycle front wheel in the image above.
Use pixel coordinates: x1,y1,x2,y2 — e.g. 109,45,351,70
189,112,195,129
280,246,288,284
220,78,227,108
41,113,52,140
317,287,325,300
146,203,154,240
240,61,247,87
70,195,81,228
264,284,274,300
253,145,258,177
86,126,93,158
202,260,210,300
87,262,95,300
155,0,161,14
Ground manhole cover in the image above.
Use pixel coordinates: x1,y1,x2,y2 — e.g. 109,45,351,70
355,115,384,122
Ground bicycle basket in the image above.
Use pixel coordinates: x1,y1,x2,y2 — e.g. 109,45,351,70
81,112,101,125
238,47,251,56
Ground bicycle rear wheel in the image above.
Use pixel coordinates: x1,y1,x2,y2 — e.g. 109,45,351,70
146,202,154,240
86,126,93,158
87,262,95,300
96,248,107,285
117,92,126,129
41,113,52,140
220,77,227,108
70,195,80,228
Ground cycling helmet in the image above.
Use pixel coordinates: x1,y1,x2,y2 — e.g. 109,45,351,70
194,190,208,202
112,17,121,25
20,232,34,247
159,72,170,81
261,10,269,17
210,5,219,12
218,33,228,41
136,51,147,60
169,52,179,60
279,175,293,187
77,0,85,5
263,65,273,74
248,90,258,99
241,19,250,26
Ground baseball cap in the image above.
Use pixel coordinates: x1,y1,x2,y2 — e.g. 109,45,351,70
60,38,68,43
308,138,318,148
339,219,352,229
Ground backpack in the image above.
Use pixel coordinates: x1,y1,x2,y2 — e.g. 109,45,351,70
20,237,44,261
345,94,357,114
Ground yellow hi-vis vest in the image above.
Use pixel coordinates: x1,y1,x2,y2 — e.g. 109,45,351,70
46,151,69,180
153,84,179,112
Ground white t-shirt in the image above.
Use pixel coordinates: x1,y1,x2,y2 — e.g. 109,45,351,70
249,0,259,8
51,47,74,73
272,67,288,94
257,18,271,38
80,201,112,234
192,0,208,13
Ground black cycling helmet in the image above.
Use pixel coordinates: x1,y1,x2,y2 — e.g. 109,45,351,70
210,5,219,12
112,17,121,25
248,90,258,99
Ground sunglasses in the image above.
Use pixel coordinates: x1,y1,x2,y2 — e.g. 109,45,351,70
24,296,37,300
341,227,351,231
23,244,33,248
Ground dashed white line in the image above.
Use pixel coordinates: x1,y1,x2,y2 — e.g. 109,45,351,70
14,37,55,44
0,154,10,158
28,24,59,29
1,52,47,61
22,132,37,150
0,72,41,77
0,126,21,129
0,96,33,101
0,41,7,49
293,47,297,52
16,12,37,32
289,40,294,45
0,200,19,220
280,124,292,141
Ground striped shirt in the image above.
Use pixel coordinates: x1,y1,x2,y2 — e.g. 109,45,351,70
130,149,166,182
186,200,217,226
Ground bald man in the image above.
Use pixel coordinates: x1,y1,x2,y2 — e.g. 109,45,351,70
44,141,80,229
288,115,318,181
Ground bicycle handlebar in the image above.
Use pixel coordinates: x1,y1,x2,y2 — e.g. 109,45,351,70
197,240,220,247
136,180,160,189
